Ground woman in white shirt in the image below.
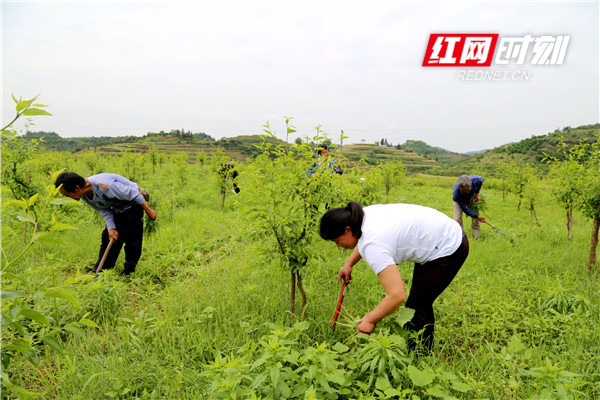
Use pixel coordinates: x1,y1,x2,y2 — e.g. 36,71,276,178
320,201,469,353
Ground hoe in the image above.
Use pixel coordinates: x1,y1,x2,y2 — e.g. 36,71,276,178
95,238,116,277
331,281,349,330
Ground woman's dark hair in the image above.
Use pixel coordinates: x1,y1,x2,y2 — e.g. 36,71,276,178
317,144,328,155
54,172,85,192
319,201,364,240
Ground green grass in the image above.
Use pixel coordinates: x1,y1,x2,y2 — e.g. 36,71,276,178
2,158,599,399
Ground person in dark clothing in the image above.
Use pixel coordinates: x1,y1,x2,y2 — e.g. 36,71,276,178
220,162,240,194
320,201,469,354
54,172,157,275
452,174,486,240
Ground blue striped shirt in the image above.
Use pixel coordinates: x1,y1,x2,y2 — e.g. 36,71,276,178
81,173,145,230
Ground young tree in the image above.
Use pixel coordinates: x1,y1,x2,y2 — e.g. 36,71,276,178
495,160,512,200
173,152,189,189
374,160,405,203
148,145,160,173
242,120,352,319
545,138,584,241
546,136,600,270
507,161,535,211
571,139,600,270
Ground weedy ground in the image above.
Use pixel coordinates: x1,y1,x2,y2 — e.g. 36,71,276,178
4,161,599,399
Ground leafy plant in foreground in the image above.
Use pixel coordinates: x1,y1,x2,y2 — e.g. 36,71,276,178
1,95,99,399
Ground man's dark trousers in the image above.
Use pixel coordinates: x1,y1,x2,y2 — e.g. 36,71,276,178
94,205,144,275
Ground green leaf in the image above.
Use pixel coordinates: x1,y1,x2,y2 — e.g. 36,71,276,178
22,108,52,116
5,338,33,353
27,193,39,207
407,365,435,387
269,365,280,386
1,290,27,299
507,334,525,355
50,197,80,205
50,222,77,231
1,273,27,284
16,99,34,112
396,307,416,327
21,350,40,367
375,374,390,390
41,336,64,355
326,370,347,386
64,323,86,338
42,287,81,308
384,387,401,397
20,308,50,326
16,214,36,223
79,318,100,329
333,342,349,353
451,381,473,393
426,384,457,399
10,199,28,209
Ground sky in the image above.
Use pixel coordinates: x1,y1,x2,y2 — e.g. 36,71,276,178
1,1,599,153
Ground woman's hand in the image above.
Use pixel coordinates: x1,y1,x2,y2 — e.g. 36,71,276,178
357,317,375,334
338,264,352,284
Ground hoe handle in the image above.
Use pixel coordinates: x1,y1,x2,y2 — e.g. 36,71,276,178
95,238,115,276
331,282,349,330
484,220,506,236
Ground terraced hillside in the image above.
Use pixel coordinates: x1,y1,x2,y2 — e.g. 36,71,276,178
340,143,441,173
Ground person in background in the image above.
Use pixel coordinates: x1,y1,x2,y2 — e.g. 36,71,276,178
54,172,157,276
452,174,486,240
307,144,343,176
220,162,240,194
319,201,469,354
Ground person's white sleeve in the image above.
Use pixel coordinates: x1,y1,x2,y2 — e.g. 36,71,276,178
361,242,398,275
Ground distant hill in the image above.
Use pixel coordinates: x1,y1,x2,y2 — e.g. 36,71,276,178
21,123,599,176
95,134,282,162
447,123,600,175
397,140,467,163
340,143,440,173
462,149,489,156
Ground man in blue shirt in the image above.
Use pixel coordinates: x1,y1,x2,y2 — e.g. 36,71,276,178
307,145,343,176
55,172,157,275
452,174,486,240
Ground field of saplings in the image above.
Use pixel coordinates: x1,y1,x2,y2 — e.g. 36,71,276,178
2,122,600,399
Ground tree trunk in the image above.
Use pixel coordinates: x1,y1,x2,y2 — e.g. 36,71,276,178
290,270,296,316
587,203,600,271
295,271,307,320
567,206,573,242
530,199,537,221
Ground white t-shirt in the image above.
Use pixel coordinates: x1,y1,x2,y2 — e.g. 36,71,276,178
357,204,464,275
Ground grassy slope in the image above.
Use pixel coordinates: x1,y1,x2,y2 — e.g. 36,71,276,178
6,158,599,398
